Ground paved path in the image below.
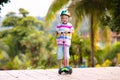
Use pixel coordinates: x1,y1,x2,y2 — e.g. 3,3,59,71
0,67,120,80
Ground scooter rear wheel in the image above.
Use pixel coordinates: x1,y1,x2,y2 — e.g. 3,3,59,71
58,68,62,74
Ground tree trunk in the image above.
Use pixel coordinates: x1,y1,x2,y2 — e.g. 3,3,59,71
72,53,76,67
90,13,95,67
79,52,83,67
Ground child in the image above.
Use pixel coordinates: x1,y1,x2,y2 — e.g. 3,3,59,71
56,10,74,69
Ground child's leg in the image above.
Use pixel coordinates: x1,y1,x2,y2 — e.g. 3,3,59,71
58,59,62,68
67,59,69,66
66,46,70,66
57,45,63,68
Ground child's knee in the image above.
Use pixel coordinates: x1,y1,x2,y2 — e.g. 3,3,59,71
57,55,63,60
57,46,63,59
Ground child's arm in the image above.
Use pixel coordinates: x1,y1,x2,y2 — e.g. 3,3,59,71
70,26,74,34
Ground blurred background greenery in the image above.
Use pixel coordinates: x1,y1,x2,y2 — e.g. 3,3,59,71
0,0,120,70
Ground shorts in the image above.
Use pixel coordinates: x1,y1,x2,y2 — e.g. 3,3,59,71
57,45,70,60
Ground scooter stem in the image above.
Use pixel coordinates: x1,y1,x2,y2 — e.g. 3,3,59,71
63,32,67,67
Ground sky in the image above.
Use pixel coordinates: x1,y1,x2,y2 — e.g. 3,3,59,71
0,0,54,17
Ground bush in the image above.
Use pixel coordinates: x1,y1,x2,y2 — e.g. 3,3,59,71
105,42,120,60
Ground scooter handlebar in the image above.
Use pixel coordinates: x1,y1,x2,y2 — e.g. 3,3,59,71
56,31,71,34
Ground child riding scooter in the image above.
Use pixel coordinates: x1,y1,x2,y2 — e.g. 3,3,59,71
56,10,74,74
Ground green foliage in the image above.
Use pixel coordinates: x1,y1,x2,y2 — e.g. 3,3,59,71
109,0,120,33
95,49,104,64
5,53,31,69
0,51,10,69
99,14,111,26
0,24,57,69
2,35,19,58
96,59,112,67
110,15,120,33
0,26,57,69
19,8,29,17
105,42,120,60
102,59,112,67
70,33,91,67
2,8,43,27
2,12,20,27
95,45,110,64
0,40,9,51
99,0,120,33
19,16,42,27
0,8,47,69
2,16,19,27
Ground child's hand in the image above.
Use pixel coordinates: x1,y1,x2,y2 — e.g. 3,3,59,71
57,31,61,34
65,31,71,34
64,31,68,34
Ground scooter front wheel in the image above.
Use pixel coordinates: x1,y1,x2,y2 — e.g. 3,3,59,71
68,68,72,74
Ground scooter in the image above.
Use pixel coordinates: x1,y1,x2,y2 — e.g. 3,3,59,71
58,32,72,74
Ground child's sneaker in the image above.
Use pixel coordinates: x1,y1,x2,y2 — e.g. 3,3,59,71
66,66,71,69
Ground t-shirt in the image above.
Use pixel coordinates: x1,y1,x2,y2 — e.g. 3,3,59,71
56,22,74,46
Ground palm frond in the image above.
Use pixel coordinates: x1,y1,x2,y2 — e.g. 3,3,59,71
45,0,69,27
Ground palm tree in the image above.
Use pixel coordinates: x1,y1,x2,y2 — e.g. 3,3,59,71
45,0,111,67
0,0,10,11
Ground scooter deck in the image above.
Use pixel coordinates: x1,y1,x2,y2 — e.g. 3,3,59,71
58,67,72,74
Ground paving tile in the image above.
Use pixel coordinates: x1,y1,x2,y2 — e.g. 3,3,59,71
0,67,119,80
